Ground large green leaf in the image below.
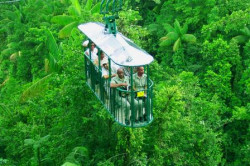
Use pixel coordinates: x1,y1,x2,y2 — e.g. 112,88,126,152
58,21,79,38
90,2,101,14
233,35,249,44
51,15,75,26
68,6,81,17
84,0,93,11
241,27,250,36
46,30,59,60
70,0,81,16
62,162,79,166
48,53,57,72
163,23,175,33
159,38,175,47
181,23,188,35
165,32,179,41
174,19,182,35
182,34,197,43
160,32,179,47
173,38,181,52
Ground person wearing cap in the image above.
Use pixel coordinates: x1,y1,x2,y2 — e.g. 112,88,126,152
133,66,147,123
110,68,131,125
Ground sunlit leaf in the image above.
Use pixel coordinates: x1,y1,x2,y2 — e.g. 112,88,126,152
173,38,181,52
62,162,79,166
51,15,75,26
84,0,93,11
182,34,197,43
70,0,81,16
174,19,182,35
90,2,101,14
163,23,175,33
58,21,79,38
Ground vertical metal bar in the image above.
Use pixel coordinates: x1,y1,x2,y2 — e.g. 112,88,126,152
100,0,105,14
106,0,111,13
146,65,150,122
98,48,101,99
89,41,92,61
108,58,112,115
89,42,94,90
130,66,134,127
84,48,87,82
112,0,116,13
98,49,101,69
150,85,154,120
108,58,111,83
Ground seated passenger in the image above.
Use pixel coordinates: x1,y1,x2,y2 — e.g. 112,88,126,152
94,51,108,67
102,62,116,79
84,42,98,61
133,66,147,122
110,68,131,125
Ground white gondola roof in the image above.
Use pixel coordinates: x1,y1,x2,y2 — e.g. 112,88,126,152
78,22,154,67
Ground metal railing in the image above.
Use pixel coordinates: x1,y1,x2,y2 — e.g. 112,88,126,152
84,48,153,127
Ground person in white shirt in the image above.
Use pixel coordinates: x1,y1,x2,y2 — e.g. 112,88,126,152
102,62,116,79
84,42,98,61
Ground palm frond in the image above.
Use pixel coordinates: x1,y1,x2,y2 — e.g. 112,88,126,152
182,34,197,43
174,19,182,35
165,32,179,41
62,162,78,166
159,39,174,47
182,23,188,35
163,23,175,33
173,38,181,52
45,58,49,73
46,30,59,60
233,35,249,44
20,74,53,103
240,27,250,37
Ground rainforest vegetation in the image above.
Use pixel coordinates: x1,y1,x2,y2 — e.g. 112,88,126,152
0,0,249,165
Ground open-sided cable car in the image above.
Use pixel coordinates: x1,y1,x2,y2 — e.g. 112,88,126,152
78,0,154,127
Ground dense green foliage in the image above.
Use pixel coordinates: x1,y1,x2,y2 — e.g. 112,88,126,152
0,0,249,165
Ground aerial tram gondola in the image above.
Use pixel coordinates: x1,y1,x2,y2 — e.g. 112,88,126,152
78,0,154,127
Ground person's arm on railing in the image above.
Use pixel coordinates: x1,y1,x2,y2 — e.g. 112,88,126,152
110,82,127,88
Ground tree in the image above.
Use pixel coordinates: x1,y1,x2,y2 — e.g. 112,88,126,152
52,0,101,38
159,19,196,52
